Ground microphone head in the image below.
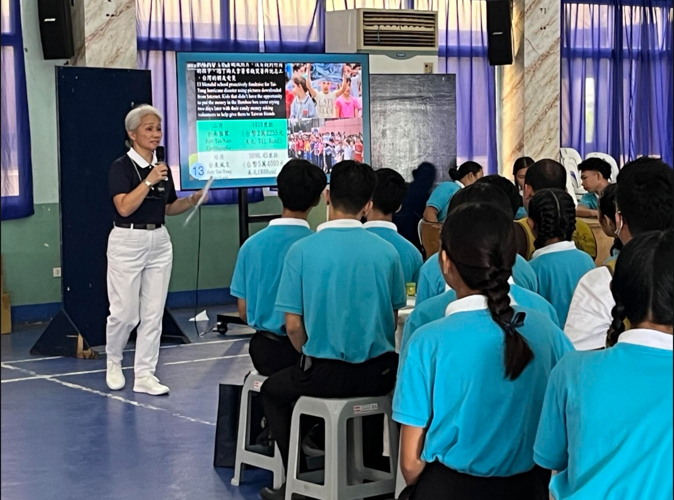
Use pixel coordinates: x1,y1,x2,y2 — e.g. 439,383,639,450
156,145,165,163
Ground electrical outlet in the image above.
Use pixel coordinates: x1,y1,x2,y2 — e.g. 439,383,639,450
423,62,434,74
53,267,62,278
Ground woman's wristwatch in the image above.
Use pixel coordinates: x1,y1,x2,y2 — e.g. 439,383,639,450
144,180,152,188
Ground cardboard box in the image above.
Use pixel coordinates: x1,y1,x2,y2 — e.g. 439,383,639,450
1,293,10,335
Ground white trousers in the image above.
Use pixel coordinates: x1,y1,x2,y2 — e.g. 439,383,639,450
105,226,173,378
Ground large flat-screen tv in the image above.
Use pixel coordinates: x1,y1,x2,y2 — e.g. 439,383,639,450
177,53,371,190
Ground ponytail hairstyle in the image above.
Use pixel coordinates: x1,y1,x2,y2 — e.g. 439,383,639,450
528,188,577,249
448,161,483,183
292,76,310,94
442,203,534,380
608,229,674,346
598,183,623,254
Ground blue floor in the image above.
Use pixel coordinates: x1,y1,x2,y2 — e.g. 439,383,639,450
1,307,272,500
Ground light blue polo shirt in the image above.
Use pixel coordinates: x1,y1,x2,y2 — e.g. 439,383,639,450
535,329,673,500
515,206,528,220
230,218,313,336
426,181,462,222
401,284,560,355
416,252,539,305
276,219,407,363
394,295,574,477
365,221,423,284
579,192,598,210
529,241,596,326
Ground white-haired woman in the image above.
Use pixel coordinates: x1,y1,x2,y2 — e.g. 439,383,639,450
106,105,206,395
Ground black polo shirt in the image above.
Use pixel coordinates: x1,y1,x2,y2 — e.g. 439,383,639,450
109,152,178,225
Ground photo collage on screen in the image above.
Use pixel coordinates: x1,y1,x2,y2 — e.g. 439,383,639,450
285,62,365,174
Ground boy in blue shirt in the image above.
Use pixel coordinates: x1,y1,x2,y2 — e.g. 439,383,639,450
260,161,407,500
576,157,611,218
535,230,673,500
230,160,326,376
365,168,423,284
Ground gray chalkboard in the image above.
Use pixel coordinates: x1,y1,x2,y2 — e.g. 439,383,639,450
370,74,457,182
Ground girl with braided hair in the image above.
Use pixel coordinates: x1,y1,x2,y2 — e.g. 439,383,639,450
394,203,573,500
528,189,595,325
535,229,673,500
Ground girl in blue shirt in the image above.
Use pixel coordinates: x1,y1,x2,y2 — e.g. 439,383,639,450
528,189,596,325
423,161,483,222
535,229,673,500
395,203,573,500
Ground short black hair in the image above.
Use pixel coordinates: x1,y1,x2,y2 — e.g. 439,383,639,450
476,175,521,219
372,168,408,215
513,157,535,176
579,157,612,181
448,182,513,219
449,161,483,182
616,157,674,236
277,160,327,212
598,183,618,220
524,159,567,192
329,160,377,214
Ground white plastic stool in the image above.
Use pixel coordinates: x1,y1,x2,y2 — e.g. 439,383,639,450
285,395,399,500
231,372,285,489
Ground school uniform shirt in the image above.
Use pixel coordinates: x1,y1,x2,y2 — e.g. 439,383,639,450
290,94,318,120
364,221,423,284
535,329,673,500
564,266,614,350
578,192,598,210
515,206,528,220
529,241,596,327
425,181,462,222
230,219,313,336
400,284,561,355
394,295,574,477
276,219,407,363
415,252,539,305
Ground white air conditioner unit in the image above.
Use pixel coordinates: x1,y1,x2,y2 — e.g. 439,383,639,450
326,9,439,74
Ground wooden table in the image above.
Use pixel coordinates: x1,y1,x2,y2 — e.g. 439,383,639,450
579,217,614,265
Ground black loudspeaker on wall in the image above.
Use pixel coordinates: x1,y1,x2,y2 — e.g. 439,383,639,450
487,0,514,66
38,0,75,59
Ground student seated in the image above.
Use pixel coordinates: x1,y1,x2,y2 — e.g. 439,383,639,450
423,161,483,223
230,160,326,377
535,229,673,500
477,174,528,221
416,183,539,304
513,156,535,220
527,189,596,326
260,161,406,500
565,157,674,350
576,157,612,218
365,168,423,284
596,183,622,264
517,159,597,260
394,204,573,500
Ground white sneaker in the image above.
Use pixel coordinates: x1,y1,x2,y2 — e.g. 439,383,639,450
133,376,170,396
106,362,125,391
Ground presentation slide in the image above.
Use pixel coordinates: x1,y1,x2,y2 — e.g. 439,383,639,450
177,53,371,190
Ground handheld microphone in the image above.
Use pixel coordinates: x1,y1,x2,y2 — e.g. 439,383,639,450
155,146,169,182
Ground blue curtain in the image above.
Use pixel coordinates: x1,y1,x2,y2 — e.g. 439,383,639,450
414,0,497,173
562,0,673,166
137,0,263,204
1,0,34,220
